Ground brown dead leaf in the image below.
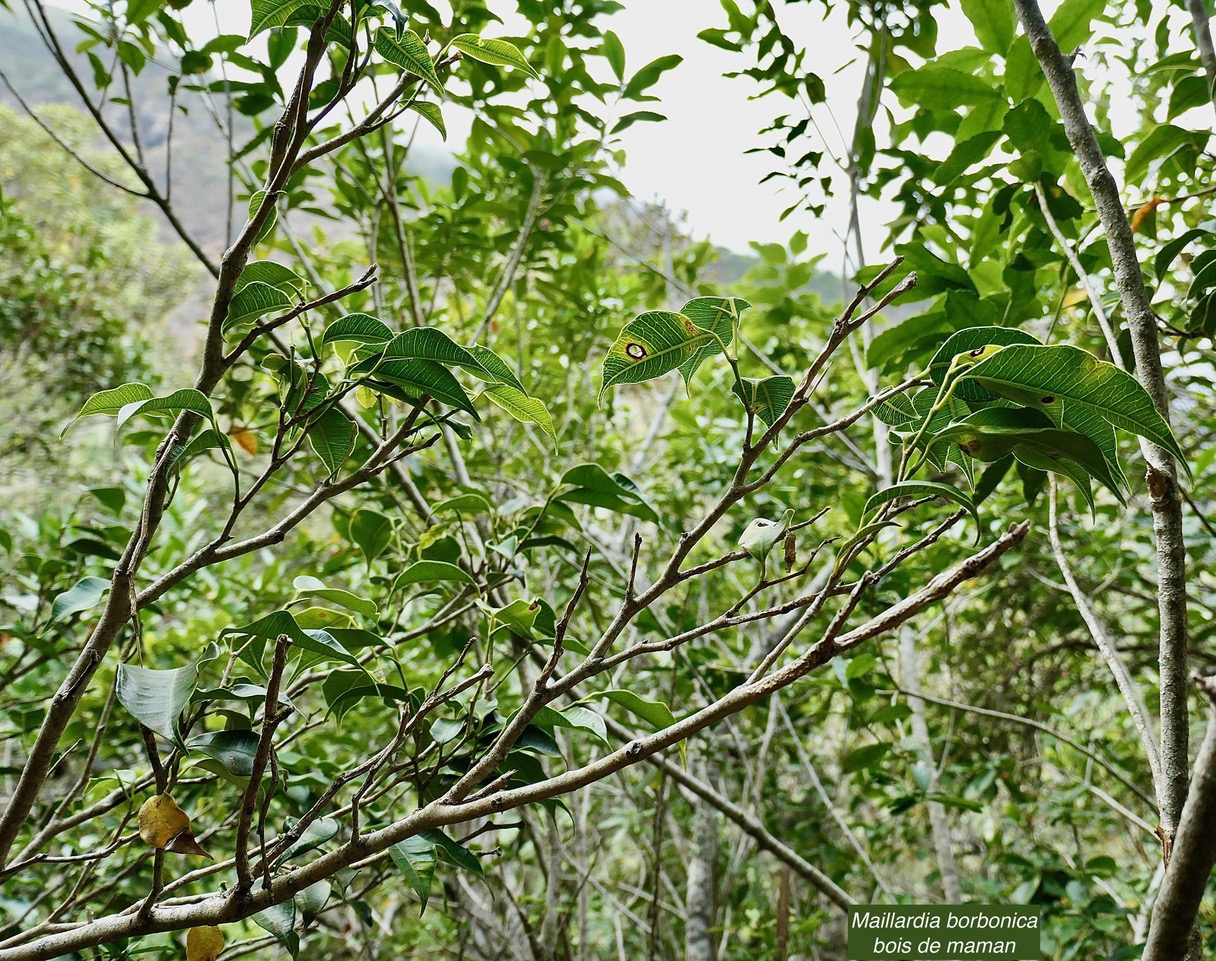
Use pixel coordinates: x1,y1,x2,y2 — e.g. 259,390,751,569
186,925,225,961
137,794,212,858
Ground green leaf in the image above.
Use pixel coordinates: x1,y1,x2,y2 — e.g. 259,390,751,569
1126,124,1208,184
421,829,484,877
407,101,446,140
187,729,260,783
349,508,393,564
599,309,730,402
376,28,441,91
532,704,609,745
1049,0,1109,55
117,644,217,743
278,817,339,863
225,281,294,331
602,29,625,81
866,312,954,371
390,835,437,912
731,375,794,428
935,406,1127,501
962,344,1190,477
449,33,538,78
365,358,479,417
235,261,305,294
588,689,676,729
292,576,377,616
398,560,475,586
253,895,299,959
224,610,365,672
928,326,1042,401
677,296,748,385
556,464,660,524
483,384,556,443
467,345,526,392
249,0,311,37
322,313,393,349
116,389,214,431
862,481,979,530
960,0,1014,53
841,742,890,773
247,189,278,243
622,54,683,100
50,575,111,622
306,408,355,477
889,66,1000,109
383,328,494,377
64,383,154,434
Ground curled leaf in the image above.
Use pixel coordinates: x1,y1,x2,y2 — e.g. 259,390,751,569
138,794,211,858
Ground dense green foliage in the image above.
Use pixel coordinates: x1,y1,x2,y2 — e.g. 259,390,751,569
0,0,1214,959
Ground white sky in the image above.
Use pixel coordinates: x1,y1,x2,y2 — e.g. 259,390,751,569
47,0,1128,259
171,0,979,257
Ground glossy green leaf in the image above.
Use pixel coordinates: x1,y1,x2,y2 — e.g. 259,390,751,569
928,326,1042,401
376,28,441,91
599,309,730,402
962,344,1189,476
676,296,749,385
224,610,364,672
187,730,260,783
50,575,110,622
483,384,556,443
555,464,659,523
862,481,979,530
391,835,437,912
291,576,377,616
224,281,294,331
398,560,475,586
407,100,445,140
732,375,794,428
449,33,538,78
306,408,355,477
588,689,676,730
383,328,494,377
366,358,479,417
322,313,392,349
64,383,154,434
117,644,217,742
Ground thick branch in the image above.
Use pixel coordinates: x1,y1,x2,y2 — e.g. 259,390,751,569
1014,0,1191,840
1141,677,1216,961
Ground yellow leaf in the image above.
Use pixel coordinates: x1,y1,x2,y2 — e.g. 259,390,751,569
229,426,258,455
1131,196,1163,233
186,925,226,961
137,794,212,858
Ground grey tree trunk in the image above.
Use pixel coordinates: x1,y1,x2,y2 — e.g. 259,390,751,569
685,769,719,961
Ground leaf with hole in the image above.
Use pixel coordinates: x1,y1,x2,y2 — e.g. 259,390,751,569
599,308,734,403
960,344,1189,477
